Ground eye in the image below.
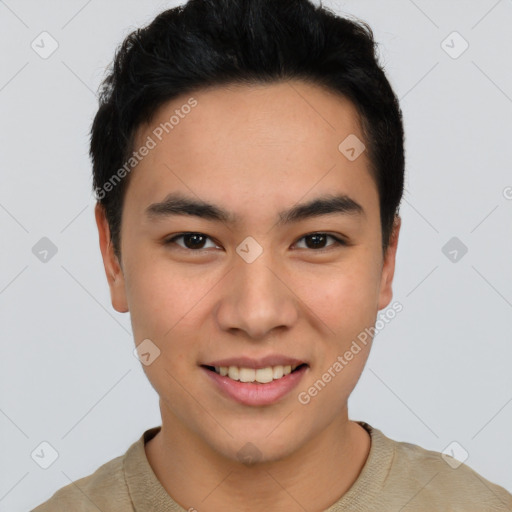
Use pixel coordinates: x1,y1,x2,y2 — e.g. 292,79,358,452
164,232,219,251
293,232,346,251
163,232,347,252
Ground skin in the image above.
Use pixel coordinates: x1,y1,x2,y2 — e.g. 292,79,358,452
96,80,400,512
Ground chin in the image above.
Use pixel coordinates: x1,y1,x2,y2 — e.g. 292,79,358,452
205,424,306,466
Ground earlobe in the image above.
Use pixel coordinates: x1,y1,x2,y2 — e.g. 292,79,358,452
377,216,401,311
94,203,129,313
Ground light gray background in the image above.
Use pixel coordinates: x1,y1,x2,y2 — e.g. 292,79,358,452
1,0,511,510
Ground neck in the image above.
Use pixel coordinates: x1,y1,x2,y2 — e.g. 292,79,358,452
145,405,371,512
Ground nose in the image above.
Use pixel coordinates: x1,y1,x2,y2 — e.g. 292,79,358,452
214,248,299,341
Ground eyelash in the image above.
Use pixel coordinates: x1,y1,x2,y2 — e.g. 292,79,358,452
163,232,347,252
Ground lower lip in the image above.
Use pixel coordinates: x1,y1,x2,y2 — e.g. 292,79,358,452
202,366,308,406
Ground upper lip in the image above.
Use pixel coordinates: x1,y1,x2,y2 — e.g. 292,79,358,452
202,355,307,369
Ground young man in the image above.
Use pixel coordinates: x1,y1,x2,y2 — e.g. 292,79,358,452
33,0,512,510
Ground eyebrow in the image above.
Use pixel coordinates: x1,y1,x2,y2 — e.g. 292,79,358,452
145,191,365,226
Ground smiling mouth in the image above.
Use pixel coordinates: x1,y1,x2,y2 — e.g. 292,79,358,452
201,363,308,384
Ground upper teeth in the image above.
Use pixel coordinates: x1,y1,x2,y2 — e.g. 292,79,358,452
214,364,299,383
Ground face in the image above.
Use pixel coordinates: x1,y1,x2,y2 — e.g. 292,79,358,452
96,80,399,462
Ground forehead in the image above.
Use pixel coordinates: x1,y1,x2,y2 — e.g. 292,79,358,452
136,80,366,154
126,80,377,222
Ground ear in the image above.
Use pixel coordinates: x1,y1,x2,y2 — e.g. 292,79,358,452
95,203,129,313
377,216,401,311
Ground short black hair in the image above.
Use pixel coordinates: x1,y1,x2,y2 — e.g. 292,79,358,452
90,0,405,260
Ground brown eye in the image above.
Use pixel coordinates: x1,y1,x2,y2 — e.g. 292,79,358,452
294,233,346,250
165,233,218,250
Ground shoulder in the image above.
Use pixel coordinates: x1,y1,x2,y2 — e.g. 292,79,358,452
31,451,130,512
386,434,512,511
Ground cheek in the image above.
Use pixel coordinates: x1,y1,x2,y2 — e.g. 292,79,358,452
124,260,181,343
303,258,381,334
124,256,222,351
125,263,203,398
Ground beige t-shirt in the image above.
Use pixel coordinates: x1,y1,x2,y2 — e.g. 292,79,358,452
32,421,512,511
